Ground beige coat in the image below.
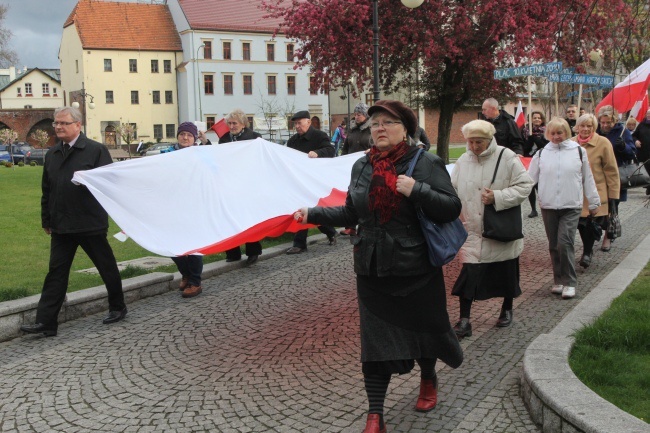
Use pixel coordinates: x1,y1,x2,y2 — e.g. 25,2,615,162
572,133,620,217
451,139,534,264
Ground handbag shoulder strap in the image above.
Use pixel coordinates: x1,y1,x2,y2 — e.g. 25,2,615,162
406,148,425,177
489,148,507,186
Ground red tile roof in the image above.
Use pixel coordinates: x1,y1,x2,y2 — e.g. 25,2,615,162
64,0,182,52
178,0,286,34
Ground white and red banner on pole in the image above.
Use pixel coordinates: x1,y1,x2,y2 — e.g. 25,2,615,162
596,57,650,121
514,101,526,128
72,139,362,257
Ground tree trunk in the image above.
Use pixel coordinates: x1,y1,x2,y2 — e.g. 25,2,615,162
436,95,456,164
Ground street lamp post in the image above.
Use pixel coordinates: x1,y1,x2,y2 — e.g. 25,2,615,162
372,0,425,103
71,81,95,135
196,44,205,121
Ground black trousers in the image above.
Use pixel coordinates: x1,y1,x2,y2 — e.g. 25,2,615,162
36,232,126,327
293,226,336,248
225,242,262,261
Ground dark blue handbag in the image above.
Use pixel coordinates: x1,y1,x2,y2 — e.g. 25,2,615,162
406,149,467,266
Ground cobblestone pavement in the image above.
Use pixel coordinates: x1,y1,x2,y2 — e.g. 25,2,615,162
0,190,648,433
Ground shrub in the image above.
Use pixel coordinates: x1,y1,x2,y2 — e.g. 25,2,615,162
17,161,24,167
4,162,12,168
30,161,37,166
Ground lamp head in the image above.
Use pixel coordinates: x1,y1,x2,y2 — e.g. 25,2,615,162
401,0,424,8
71,101,80,109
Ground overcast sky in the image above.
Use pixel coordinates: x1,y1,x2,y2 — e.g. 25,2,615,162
3,0,139,69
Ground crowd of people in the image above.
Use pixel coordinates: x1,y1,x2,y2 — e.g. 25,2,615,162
18,97,650,433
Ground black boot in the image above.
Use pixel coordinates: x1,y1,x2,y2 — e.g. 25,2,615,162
528,209,538,218
453,318,472,338
496,309,513,327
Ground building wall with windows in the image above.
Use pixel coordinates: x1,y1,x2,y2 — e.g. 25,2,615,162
59,0,182,146
167,0,330,142
0,68,64,110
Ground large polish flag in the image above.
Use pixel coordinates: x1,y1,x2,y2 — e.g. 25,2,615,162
72,139,363,257
596,57,650,121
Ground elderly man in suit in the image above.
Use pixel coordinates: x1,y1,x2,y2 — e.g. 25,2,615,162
285,110,338,254
20,106,127,337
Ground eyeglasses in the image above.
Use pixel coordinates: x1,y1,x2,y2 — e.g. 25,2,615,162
370,120,402,130
52,121,77,127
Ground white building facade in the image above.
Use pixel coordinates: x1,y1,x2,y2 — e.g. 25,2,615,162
167,0,330,142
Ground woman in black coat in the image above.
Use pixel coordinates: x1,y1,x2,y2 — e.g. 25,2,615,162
294,100,463,433
521,111,548,217
218,109,263,265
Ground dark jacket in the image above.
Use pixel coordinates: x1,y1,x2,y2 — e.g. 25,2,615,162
287,126,334,157
480,110,525,155
42,134,113,234
341,118,371,155
632,120,650,163
413,126,431,151
598,123,637,166
218,127,261,143
308,145,461,276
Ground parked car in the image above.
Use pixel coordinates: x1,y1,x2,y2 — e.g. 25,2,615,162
145,143,174,156
25,148,48,165
0,145,25,164
0,150,13,164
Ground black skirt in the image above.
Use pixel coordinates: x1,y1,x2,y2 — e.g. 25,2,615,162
451,257,521,301
358,272,463,376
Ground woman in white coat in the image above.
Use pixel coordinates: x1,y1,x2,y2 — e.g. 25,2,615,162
528,117,600,300
451,120,534,337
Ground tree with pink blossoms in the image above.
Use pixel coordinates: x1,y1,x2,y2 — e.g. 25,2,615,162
263,0,638,162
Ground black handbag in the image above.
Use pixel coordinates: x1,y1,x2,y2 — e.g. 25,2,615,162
482,148,524,242
619,158,650,189
606,210,622,240
406,149,467,266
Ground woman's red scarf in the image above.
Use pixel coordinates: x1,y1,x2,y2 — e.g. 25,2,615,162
368,140,410,224
576,133,594,145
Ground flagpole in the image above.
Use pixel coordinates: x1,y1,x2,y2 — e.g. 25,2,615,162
576,84,583,118
528,75,533,135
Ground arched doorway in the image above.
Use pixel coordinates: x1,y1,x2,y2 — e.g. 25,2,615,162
27,119,55,148
105,125,117,148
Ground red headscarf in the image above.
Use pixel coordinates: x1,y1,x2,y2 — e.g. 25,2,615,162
368,140,410,224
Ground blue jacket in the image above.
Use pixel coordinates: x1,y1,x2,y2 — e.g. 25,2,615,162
599,123,637,166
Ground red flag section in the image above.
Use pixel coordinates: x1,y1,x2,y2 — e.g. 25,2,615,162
211,118,230,138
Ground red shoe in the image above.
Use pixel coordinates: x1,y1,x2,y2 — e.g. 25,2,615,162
415,378,438,412
179,277,189,291
340,228,357,236
362,414,386,433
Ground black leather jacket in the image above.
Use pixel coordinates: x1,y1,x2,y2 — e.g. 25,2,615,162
308,146,461,276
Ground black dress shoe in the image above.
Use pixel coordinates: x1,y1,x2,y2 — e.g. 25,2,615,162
496,309,513,327
528,209,538,218
328,235,337,246
286,247,306,254
103,307,127,324
579,253,592,268
225,257,241,263
245,255,259,265
20,323,57,337
453,318,472,338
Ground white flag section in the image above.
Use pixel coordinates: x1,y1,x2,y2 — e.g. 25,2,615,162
72,138,363,257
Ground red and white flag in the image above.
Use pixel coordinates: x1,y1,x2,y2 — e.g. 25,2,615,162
596,57,650,122
72,139,360,256
514,101,525,128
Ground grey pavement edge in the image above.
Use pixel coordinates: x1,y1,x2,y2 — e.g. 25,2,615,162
0,237,318,342
521,232,650,433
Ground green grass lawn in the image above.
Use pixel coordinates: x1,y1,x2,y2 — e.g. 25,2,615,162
569,262,650,422
0,165,297,301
